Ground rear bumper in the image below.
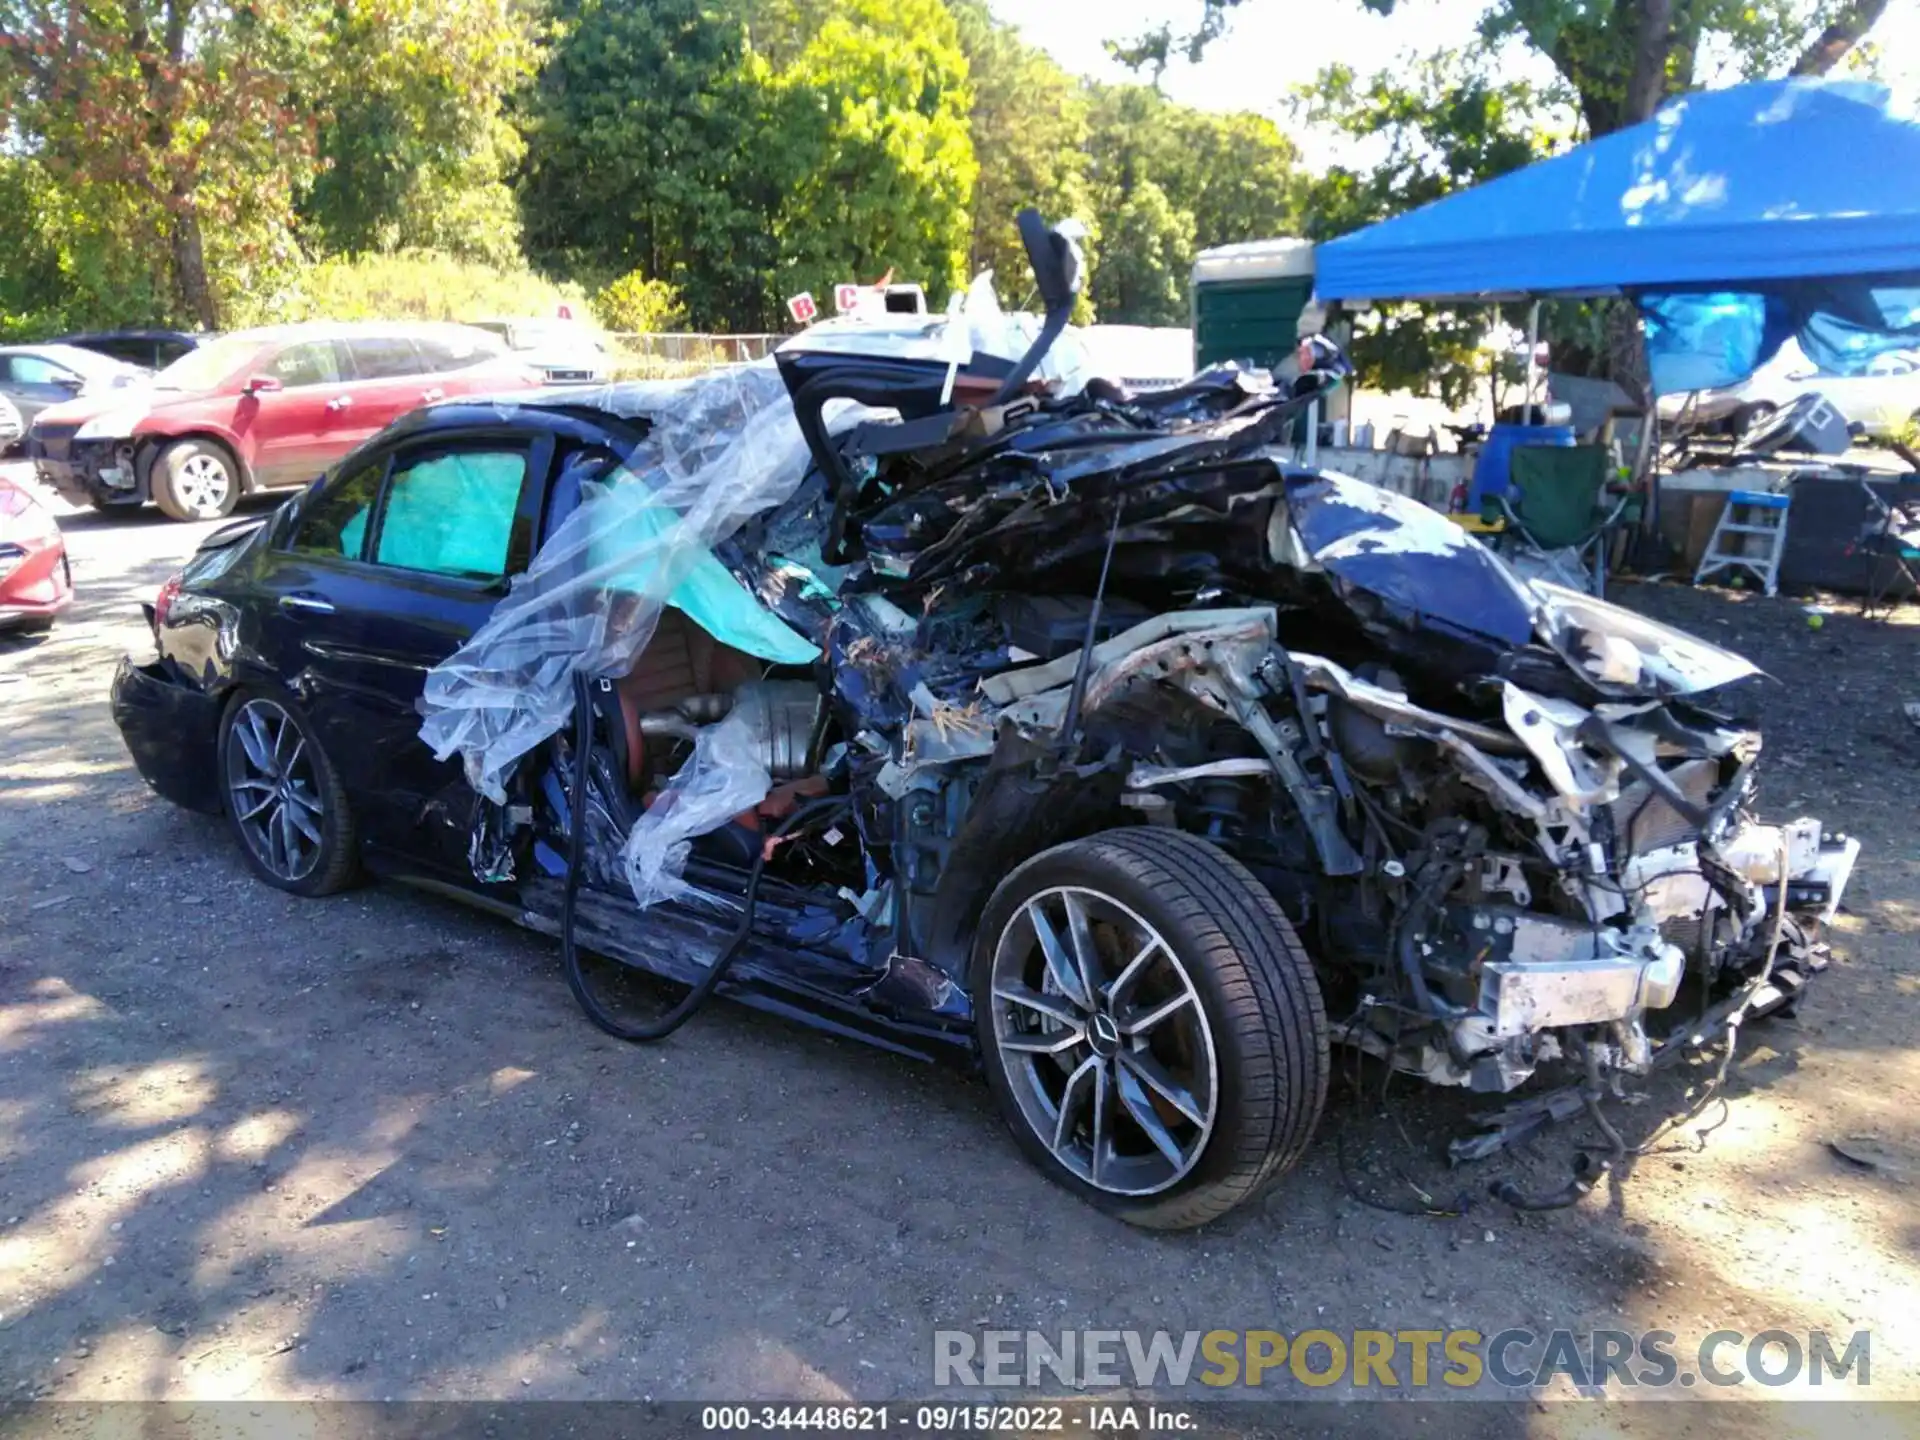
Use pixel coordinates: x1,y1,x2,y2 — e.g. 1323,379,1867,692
111,655,224,814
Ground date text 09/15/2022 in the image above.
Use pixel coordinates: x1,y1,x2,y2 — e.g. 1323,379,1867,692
699,1406,1197,1433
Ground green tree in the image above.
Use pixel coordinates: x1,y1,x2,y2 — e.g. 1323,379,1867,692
1083,81,1299,324
301,0,539,265
1090,179,1194,326
593,271,690,333
1135,0,1891,134
1290,50,1553,401
1170,107,1300,252
0,153,167,337
519,0,974,329
0,0,327,329
948,0,1093,308
750,0,977,315
516,0,779,326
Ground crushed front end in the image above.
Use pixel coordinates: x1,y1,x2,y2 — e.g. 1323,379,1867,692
929,590,1857,1113
28,421,146,508
833,440,1860,1132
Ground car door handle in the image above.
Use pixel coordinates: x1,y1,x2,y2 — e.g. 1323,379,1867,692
420,388,445,403
279,592,336,615
325,396,353,412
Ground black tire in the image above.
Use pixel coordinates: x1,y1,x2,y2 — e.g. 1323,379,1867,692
217,688,359,896
153,438,241,521
1728,401,1777,440
972,827,1328,1229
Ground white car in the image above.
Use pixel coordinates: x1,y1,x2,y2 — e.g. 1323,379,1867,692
470,318,612,385
1659,340,1920,439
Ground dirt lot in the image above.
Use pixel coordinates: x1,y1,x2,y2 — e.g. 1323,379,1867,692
1,463,1917,1427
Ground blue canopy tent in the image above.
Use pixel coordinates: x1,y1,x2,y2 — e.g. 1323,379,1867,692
1313,80,1920,395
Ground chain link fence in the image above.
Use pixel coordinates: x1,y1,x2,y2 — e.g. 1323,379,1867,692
604,332,784,379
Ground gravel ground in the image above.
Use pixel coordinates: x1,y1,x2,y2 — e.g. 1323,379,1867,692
1,463,1916,1427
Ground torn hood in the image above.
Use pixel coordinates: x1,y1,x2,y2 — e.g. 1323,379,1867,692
1285,471,1757,698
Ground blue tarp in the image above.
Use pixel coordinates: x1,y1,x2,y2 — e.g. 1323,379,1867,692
1316,80,1920,300
1314,80,1920,393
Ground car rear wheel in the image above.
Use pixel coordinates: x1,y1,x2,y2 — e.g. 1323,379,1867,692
973,827,1328,1229
153,439,240,521
218,691,358,896
1728,401,1777,441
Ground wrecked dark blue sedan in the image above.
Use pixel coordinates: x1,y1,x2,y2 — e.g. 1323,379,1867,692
112,213,1857,1228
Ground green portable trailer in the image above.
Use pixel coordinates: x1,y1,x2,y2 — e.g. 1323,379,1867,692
1190,238,1316,371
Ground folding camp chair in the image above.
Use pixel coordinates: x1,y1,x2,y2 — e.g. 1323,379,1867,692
1853,479,1920,620
1495,445,1633,597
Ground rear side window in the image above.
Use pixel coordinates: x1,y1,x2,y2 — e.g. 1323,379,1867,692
265,341,346,388
370,446,530,580
290,462,383,560
347,336,424,380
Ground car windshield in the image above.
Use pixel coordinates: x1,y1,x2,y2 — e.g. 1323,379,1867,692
152,335,261,392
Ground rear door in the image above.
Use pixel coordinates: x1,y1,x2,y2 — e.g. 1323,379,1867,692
342,335,445,438
252,428,553,879
243,339,360,488
413,330,520,400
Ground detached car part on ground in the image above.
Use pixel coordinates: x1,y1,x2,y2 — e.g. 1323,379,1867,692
113,214,1857,1229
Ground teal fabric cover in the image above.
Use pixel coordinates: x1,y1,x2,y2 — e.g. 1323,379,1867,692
590,497,819,664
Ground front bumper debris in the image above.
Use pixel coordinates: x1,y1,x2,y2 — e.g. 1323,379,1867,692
30,427,144,507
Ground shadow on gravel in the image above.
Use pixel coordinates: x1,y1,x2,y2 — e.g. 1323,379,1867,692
0,575,1912,1417
52,493,284,536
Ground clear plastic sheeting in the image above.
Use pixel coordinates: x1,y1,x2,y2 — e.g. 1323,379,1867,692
621,684,776,911
418,360,844,803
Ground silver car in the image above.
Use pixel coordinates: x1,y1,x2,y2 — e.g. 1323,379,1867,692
1659,340,1920,439
0,343,148,433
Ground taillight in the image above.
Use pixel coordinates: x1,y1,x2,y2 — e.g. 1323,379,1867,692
153,573,184,631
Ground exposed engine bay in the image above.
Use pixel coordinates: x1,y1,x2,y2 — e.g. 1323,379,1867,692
418,212,1859,1222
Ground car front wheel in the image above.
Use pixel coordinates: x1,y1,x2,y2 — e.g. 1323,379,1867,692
218,691,358,896
153,439,240,521
973,827,1328,1229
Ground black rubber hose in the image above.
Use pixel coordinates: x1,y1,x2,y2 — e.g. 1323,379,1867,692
559,672,849,1043
1490,1151,1611,1211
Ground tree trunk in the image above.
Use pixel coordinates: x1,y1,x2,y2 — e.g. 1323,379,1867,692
1791,0,1890,74
169,196,219,331
1621,0,1675,128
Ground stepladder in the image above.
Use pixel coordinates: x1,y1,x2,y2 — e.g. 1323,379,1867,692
1694,489,1790,596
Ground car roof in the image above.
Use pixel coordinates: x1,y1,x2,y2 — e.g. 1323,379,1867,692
0,342,143,375
56,329,204,345
212,320,507,347
379,398,646,449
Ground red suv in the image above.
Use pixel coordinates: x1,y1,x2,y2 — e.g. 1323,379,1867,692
28,322,543,520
